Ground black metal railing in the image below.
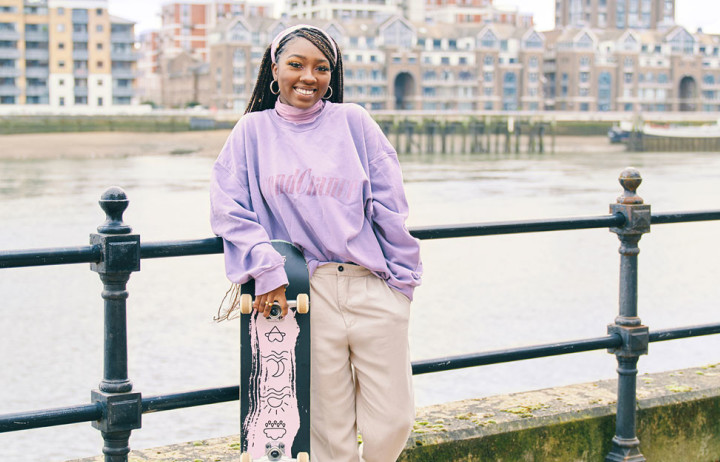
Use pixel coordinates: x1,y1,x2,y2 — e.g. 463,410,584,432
1,168,719,462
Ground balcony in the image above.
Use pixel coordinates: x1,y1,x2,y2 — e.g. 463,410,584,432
25,48,49,60
0,30,20,41
111,68,135,79
72,11,89,24
72,31,89,42
111,50,137,62
0,84,21,96
73,67,88,78
25,85,48,97
72,49,89,60
111,32,134,43
24,31,49,42
0,48,20,59
74,86,88,97
0,67,20,77
112,86,134,98
25,66,49,78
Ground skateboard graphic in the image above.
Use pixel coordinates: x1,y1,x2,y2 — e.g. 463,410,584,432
239,240,310,462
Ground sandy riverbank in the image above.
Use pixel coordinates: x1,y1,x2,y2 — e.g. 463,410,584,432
0,131,622,160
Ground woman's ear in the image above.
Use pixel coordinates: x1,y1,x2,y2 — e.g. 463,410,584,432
271,62,278,81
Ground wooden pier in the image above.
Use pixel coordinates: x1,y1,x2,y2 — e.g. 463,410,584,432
373,115,555,155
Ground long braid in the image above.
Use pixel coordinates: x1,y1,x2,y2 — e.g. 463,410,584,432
244,47,276,114
245,27,344,114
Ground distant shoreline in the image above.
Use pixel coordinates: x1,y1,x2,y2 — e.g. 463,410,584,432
0,131,622,160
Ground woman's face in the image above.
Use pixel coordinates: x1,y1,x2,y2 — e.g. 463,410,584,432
272,37,332,109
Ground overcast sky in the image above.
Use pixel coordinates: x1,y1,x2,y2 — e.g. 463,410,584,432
108,0,720,35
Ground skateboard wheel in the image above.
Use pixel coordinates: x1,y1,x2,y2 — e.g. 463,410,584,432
240,293,253,315
297,453,309,462
240,452,252,462
297,293,309,314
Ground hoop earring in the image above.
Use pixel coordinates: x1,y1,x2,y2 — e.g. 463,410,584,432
323,86,333,100
269,80,280,95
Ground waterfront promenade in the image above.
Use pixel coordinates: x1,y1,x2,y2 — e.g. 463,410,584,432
67,366,720,461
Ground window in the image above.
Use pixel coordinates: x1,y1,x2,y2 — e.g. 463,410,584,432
97,97,103,106
59,96,65,106
58,42,64,49
97,60,103,68
96,25,103,32
58,60,65,68
57,24,65,32
58,7,65,15
484,55,493,66
97,43,103,50
96,8,103,15
480,31,497,48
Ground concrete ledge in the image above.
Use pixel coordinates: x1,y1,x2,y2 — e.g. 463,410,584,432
70,364,720,462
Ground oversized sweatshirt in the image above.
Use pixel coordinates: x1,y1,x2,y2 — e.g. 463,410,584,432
209,101,422,300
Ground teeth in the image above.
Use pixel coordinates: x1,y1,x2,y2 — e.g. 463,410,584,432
295,88,314,96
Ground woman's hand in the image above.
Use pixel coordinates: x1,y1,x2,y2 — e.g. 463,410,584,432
253,285,288,318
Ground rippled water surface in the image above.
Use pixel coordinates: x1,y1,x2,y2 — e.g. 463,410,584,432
1,148,719,461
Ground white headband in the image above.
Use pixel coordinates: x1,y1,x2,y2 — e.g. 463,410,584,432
270,24,338,65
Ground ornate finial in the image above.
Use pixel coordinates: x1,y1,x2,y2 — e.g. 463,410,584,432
617,167,643,205
97,187,132,234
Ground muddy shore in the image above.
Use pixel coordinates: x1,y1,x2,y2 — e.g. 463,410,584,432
0,131,622,160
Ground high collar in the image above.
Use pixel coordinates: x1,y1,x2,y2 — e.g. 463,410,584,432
274,98,325,124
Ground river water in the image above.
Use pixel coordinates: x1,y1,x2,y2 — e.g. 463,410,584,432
0,146,719,461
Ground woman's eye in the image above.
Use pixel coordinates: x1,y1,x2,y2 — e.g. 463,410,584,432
318,66,331,72
289,62,302,68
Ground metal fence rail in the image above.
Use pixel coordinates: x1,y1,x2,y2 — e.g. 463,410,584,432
1,168,719,462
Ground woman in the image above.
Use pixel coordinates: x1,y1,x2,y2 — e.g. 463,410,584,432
210,24,422,462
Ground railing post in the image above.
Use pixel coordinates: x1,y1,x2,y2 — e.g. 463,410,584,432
606,168,651,462
90,187,142,462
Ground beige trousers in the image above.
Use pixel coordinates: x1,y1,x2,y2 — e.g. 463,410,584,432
309,263,414,462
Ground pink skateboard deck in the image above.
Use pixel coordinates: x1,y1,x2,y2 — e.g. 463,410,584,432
240,240,310,461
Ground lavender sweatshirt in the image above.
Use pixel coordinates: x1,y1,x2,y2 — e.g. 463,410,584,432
209,102,422,300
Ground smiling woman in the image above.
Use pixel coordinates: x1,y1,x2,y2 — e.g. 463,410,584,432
209,24,422,462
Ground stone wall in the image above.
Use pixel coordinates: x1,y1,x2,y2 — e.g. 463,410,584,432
69,365,720,462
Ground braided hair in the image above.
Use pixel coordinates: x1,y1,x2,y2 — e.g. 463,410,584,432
245,27,344,114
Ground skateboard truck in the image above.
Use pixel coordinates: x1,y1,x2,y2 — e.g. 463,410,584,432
239,293,310,316
240,443,309,462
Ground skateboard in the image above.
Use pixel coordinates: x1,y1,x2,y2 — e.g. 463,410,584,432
239,240,311,462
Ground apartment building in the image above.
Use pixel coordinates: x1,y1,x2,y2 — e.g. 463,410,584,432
136,30,161,104
424,0,533,28
555,0,675,30
0,0,136,107
160,0,274,61
543,25,720,112
285,0,400,22
189,16,545,111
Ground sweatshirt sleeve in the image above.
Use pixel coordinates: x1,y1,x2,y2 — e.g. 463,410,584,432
209,126,288,296
365,121,423,300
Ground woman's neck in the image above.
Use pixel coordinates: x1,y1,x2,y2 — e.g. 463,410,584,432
274,98,325,124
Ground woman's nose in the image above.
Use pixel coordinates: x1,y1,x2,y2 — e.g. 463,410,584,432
300,68,317,83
